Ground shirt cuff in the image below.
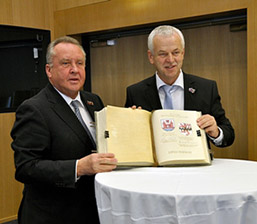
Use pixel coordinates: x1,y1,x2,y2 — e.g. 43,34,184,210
75,160,80,182
208,127,224,146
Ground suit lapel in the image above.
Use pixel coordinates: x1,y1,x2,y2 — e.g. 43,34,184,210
45,84,90,145
144,75,162,110
81,93,97,121
183,73,200,110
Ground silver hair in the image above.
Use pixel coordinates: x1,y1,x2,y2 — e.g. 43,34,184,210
148,25,185,53
46,36,86,67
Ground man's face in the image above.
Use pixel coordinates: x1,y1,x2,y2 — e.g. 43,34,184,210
45,42,86,99
148,33,184,85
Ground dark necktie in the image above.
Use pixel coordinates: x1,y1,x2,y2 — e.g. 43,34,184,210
161,85,174,109
70,100,96,148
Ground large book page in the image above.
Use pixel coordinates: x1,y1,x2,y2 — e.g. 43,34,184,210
151,110,211,166
95,108,107,153
95,106,155,166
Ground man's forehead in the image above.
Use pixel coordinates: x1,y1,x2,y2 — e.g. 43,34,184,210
54,42,82,53
154,35,183,49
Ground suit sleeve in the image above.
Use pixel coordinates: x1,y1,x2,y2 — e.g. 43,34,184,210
209,81,235,147
125,87,133,108
11,102,77,189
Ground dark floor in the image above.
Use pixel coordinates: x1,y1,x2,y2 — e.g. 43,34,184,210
4,220,18,224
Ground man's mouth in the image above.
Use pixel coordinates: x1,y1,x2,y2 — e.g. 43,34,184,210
69,78,80,83
165,64,176,69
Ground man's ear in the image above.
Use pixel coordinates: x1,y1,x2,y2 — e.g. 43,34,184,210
182,48,185,58
45,64,52,79
147,50,154,65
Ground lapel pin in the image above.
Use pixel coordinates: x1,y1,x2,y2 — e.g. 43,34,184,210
189,87,196,94
87,100,94,106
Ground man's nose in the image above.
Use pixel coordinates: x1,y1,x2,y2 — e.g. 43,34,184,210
70,62,79,73
166,53,174,63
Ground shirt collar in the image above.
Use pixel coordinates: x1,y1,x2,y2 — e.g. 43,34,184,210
54,87,83,107
156,70,184,90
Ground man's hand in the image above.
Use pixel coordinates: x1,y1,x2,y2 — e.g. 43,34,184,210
77,153,117,177
197,114,219,138
131,105,142,109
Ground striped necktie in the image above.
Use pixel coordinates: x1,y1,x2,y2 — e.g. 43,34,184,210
70,100,96,149
161,85,173,109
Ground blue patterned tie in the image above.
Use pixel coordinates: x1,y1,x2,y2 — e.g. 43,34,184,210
162,85,173,109
70,100,96,148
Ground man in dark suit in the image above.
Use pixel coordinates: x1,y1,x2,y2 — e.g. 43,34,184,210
11,36,117,224
125,25,234,148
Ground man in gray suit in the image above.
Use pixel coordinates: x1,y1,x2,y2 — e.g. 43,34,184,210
125,25,234,148
11,36,117,224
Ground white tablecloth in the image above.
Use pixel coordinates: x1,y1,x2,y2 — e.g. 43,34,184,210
95,159,257,224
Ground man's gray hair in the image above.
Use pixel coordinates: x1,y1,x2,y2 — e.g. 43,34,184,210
148,25,185,53
46,36,86,67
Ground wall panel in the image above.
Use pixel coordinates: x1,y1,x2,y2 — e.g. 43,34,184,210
247,1,257,160
55,0,109,11
0,0,54,30
0,113,23,223
0,1,54,222
54,0,248,36
91,34,154,106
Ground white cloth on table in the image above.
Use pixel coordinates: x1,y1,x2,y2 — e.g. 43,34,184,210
95,159,257,224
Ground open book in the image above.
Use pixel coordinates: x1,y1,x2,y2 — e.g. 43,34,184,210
95,105,211,166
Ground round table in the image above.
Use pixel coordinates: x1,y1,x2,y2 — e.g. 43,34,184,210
95,159,257,224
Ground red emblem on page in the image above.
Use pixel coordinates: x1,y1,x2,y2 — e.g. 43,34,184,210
161,119,175,131
179,123,192,136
